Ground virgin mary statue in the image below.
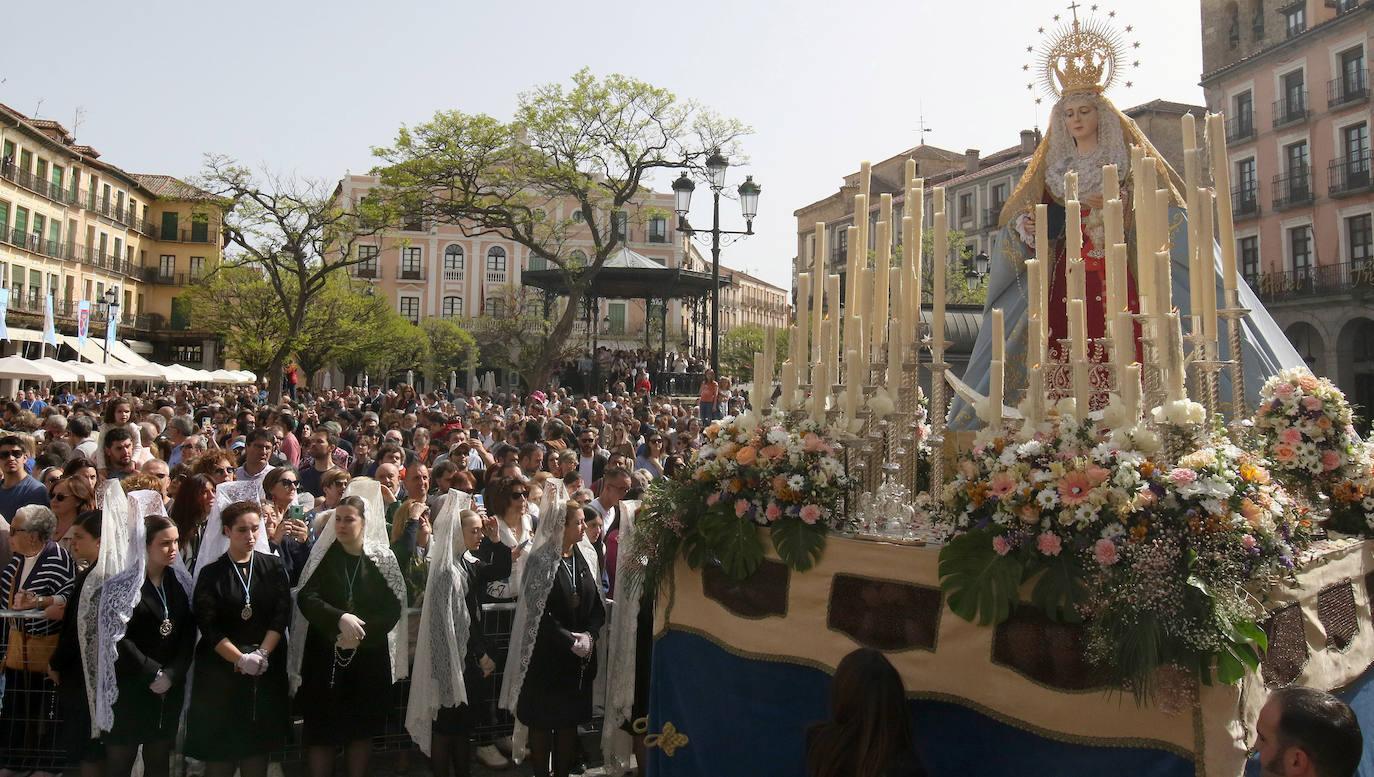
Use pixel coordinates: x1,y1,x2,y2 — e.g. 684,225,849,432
950,16,1302,429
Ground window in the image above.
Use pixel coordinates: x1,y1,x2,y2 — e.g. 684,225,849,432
174,345,203,365
160,255,175,278
1348,214,1372,264
572,210,585,223
399,296,420,324
648,216,668,243
1285,140,1310,175
443,245,465,276
608,302,626,335
442,296,463,318
401,247,422,279
1227,2,1240,46
528,251,547,272
1284,6,1305,38
831,225,848,267
1233,91,1254,137
14,207,28,246
358,245,378,276
991,183,1008,210
486,246,507,273
190,214,209,242
1339,47,1367,101
1281,70,1306,120
959,193,975,227
612,211,628,241
1240,236,1260,283
1289,225,1312,277
402,212,424,232
0,200,8,239
486,297,507,317
189,257,205,279
569,249,587,266
1342,122,1369,160
161,212,178,241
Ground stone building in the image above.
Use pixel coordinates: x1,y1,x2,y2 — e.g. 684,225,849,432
1199,0,1374,427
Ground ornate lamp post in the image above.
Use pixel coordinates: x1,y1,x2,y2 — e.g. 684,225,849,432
102,285,120,364
672,150,760,375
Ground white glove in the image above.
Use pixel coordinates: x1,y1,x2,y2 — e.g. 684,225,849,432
571,632,593,658
149,670,172,695
252,648,271,676
338,613,367,642
236,652,266,676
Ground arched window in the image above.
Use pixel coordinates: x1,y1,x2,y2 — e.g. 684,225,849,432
486,246,507,273
486,297,507,318
444,244,465,276
442,296,463,318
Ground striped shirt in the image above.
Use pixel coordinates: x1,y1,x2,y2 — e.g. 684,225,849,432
0,541,75,641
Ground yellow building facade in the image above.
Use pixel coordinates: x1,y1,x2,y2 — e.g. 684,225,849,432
0,104,224,366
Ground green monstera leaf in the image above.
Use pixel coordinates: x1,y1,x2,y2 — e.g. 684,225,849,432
770,518,826,573
1027,553,1089,624
939,529,1025,626
699,508,764,581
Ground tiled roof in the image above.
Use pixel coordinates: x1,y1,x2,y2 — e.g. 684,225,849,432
129,174,216,201
932,152,1034,189
1123,99,1208,117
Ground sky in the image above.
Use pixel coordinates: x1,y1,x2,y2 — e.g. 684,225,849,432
2,0,1206,289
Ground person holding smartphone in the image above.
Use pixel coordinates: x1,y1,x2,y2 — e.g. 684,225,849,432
262,468,313,586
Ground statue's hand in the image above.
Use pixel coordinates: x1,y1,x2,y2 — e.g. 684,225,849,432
1013,211,1036,248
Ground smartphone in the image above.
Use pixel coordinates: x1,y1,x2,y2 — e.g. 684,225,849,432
473,494,485,508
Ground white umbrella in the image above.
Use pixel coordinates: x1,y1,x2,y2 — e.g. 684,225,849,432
0,355,58,382
233,370,258,384
208,369,240,384
34,358,106,383
161,364,203,383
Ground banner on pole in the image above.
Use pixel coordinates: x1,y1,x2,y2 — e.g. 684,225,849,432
0,288,10,342
42,293,57,348
76,299,91,352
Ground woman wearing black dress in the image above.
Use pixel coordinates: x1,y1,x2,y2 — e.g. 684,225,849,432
98,514,195,777
291,492,405,777
185,500,292,777
502,497,605,777
46,510,103,777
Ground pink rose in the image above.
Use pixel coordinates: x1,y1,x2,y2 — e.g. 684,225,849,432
765,502,782,522
802,433,826,453
1241,534,1258,550
1321,450,1342,471
1169,468,1197,485
1093,538,1119,566
706,492,721,507
1274,383,1296,400
993,536,1012,556
734,499,751,518
988,472,1018,498
1036,532,1063,557
799,504,823,525
1302,396,1324,412
1281,427,1303,445
1272,443,1297,463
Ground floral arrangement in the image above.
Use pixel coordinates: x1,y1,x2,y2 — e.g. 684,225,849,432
1252,368,1365,495
939,414,1311,699
1327,442,1374,536
625,412,850,592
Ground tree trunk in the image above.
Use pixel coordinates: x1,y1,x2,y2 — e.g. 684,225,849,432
267,352,286,405
529,288,584,389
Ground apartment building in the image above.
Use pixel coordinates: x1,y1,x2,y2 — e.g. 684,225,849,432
0,103,224,367
1200,0,1374,424
335,173,690,347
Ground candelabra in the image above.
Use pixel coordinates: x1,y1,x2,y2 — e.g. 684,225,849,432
1218,288,1250,434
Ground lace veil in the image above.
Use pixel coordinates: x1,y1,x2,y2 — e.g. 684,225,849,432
192,478,270,585
498,478,570,715
287,478,408,694
94,490,190,734
404,488,473,756
601,499,642,776
78,480,133,736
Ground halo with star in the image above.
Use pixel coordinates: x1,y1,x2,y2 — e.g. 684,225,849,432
1022,3,1141,105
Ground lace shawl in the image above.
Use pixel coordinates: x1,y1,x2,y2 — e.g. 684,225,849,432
286,478,408,694
404,489,472,756
498,479,570,715
192,479,269,586
94,490,191,734
78,480,132,736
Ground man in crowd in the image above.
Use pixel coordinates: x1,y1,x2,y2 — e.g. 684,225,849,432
66,416,97,461
299,429,340,499
235,428,275,485
1254,686,1362,777
102,427,138,481
576,429,607,487
164,415,198,467
0,434,48,516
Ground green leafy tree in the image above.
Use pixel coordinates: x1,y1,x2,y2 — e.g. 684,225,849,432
372,68,748,389
185,266,287,376
292,276,397,385
469,286,581,390
335,308,430,385
718,324,790,384
918,226,988,305
420,317,479,384
196,155,386,403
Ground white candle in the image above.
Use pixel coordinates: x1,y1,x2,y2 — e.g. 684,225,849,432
1103,164,1120,200
1166,312,1187,402
1035,204,1050,323
873,215,891,352
843,314,861,374
1197,188,1218,343
780,360,797,411
819,322,833,391
798,273,812,364
909,185,925,348
889,266,902,357
900,215,914,352
1207,114,1238,292
1069,299,1090,409
1156,248,1173,318
1026,363,1045,427
1025,259,1042,334
905,158,916,190
932,209,947,356
1027,315,1044,371
988,359,1004,428
1183,146,1202,331
1155,189,1173,309
1066,199,1082,265
848,198,866,311
826,274,841,379
1065,170,1079,201
1122,363,1142,424
858,266,873,366
990,308,1005,363
1115,310,1135,371
886,311,902,404
764,326,777,385
1106,245,1125,317
843,350,862,421
859,161,872,201
933,187,945,215
810,360,828,423
751,352,765,409
1104,198,1124,253
810,222,825,362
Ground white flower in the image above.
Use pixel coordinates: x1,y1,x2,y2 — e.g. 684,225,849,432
734,412,760,435
1016,440,1045,458
868,391,895,419
767,428,790,446
1054,397,1078,419
1074,505,1096,525
787,474,805,491
1036,489,1060,509
998,448,1019,466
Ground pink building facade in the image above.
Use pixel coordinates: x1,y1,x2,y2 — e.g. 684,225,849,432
1201,0,1374,426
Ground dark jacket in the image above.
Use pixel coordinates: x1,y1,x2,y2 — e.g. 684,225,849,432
460,538,511,664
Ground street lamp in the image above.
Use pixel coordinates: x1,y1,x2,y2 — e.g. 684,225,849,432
673,148,761,375
102,285,120,364
964,251,990,281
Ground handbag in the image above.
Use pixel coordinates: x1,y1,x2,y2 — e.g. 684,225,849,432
5,562,60,673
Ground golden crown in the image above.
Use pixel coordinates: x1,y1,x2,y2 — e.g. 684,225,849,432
1023,4,1140,103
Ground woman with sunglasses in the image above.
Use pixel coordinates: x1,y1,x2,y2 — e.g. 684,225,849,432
169,474,216,571
38,464,63,493
313,469,352,520
481,476,534,602
50,474,96,560
633,436,667,481
47,510,103,777
193,452,237,487
263,467,313,586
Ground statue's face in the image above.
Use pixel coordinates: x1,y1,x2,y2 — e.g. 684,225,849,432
1062,96,1099,144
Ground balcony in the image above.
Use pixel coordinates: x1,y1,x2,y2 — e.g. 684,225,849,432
351,265,378,279
0,162,78,207
443,269,464,282
73,244,136,276
1329,153,1373,197
397,267,427,281
1232,185,1261,219
156,227,214,244
485,270,508,284
983,207,1003,229
1253,261,1374,303
1225,115,1256,145
1272,92,1308,128
142,268,192,285
1329,70,1369,109
1271,169,1314,210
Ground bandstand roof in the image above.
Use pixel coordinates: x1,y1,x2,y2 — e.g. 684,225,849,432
521,246,730,300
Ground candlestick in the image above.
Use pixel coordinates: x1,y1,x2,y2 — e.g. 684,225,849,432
990,308,1005,363
810,359,828,423
1207,114,1238,292
1197,188,1218,343
932,209,947,357
780,360,797,411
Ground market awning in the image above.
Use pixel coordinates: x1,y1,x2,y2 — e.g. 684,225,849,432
33,357,105,383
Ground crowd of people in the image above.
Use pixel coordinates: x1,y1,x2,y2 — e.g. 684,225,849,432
0,375,741,777
0,373,1365,777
